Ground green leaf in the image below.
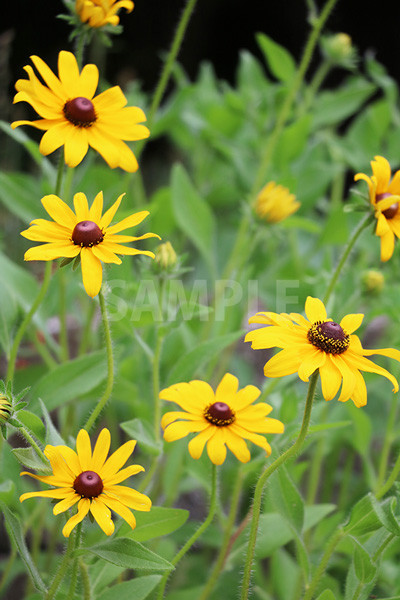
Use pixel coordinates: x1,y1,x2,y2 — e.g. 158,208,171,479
369,495,400,536
39,399,65,446
0,480,15,505
316,591,337,600
11,447,50,472
346,402,372,458
96,575,162,600
0,501,47,593
29,350,107,411
17,410,46,444
0,252,40,315
81,537,174,571
167,330,245,385
351,537,377,583
312,78,376,128
271,466,304,534
0,283,19,357
120,418,162,456
120,506,189,542
171,163,216,276
274,115,312,168
256,32,296,82
343,493,396,536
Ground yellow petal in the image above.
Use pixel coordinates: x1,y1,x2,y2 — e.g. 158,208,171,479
64,127,89,168
104,464,145,486
319,355,342,401
91,428,111,473
79,63,99,100
332,356,356,403
105,485,151,510
229,423,272,455
73,193,90,222
80,248,103,297
89,191,104,223
24,243,79,262
30,54,65,101
62,498,90,537
164,420,208,442
101,496,137,529
76,429,92,472
264,347,302,378
340,313,364,334
305,297,327,323
298,349,326,382
101,440,136,481
91,244,122,265
20,488,74,502
188,427,214,459
230,385,261,410
100,194,124,229
206,430,227,465
380,230,395,262
372,155,391,193
41,194,77,229
106,211,149,235
215,373,239,402
39,122,70,156
224,428,251,463
350,369,367,408
90,497,114,536
58,51,81,97
53,493,80,515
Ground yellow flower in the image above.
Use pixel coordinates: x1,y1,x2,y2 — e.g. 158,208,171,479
245,297,400,408
11,51,149,172
76,0,134,28
21,191,160,298
0,395,12,424
20,429,151,537
362,270,384,295
160,373,284,465
155,241,177,269
255,182,300,224
354,156,400,261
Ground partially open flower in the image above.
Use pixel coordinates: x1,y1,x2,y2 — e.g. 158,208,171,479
255,182,300,224
75,0,134,28
0,395,12,425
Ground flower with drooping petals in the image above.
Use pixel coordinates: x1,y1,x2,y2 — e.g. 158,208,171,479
20,429,151,537
255,182,300,224
76,0,134,28
21,191,160,298
11,51,148,172
245,296,400,407
355,156,400,261
161,373,284,465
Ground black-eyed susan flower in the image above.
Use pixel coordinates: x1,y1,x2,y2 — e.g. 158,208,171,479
21,191,160,298
160,374,284,465
20,429,151,537
255,182,300,224
76,0,134,27
11,51,148,172
354,156,400,261
245,296,400,408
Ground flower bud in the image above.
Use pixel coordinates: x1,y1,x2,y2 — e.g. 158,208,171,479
0,395,12,425
155,242,177,270
362,270,384,295
321,33,357,67
255,182,300,224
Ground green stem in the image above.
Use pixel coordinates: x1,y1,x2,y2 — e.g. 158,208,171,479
45,530,76,600
377,392,399,488
198,467,244,600
372,533,395,562
351,581,364,600
84,288,114,432
6,261,52,384
157,464,218,600
323,213,374,305
29,330,58,369
252,0,339,195
80,559,91,600
306,404,329,506
0,548,16,596
298,58,332,116
58,268,69,362
75,30,88,70
376,452,400,500
18,424,48,465
153,331,164,443
78,299,97,356
240,371,319,600
67,523,82,598
302,527,345,600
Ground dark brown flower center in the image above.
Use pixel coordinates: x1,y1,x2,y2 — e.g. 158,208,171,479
204,402,235,426
307,320,350,355
72,220,104,247
376,192,399,219
73,470,103,498
63,97,96,127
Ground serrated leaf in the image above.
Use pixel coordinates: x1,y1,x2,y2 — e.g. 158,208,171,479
167,330,245,385
96,575,162,600
0,501,47,593
120,418,162,456
256,32,296,83
81,537,174,572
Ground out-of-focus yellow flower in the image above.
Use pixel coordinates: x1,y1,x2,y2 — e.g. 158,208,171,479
355,156,400,262
255,182,300,224
362,270,384,294
76,0,134,28
11,51,148,172
155,242,177,270
0,395,12,424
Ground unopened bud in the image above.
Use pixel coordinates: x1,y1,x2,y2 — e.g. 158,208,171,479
155,242,177,270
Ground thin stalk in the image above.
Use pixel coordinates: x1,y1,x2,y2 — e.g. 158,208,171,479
302,527,345,600
0,548,16,596
157,464,218,600
18,424,47,465
306,403,329,506
153,331,164,443
67,523,82,598
298,58,332,115
45,530,76,600
198,468,244,600
323,213,374,305
138,455,160,494
6,261,52,383
58,268,69,362
372,533,395,563
376,452,400,500
80,559,91,600
252,0,339,195
84,288,114,432
75,30,88,70
351,581,364,600
240,371,319,600
377,392,399,488
78,299,97,356
29,330,58,369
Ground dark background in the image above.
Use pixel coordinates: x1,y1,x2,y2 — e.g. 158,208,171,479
2,0,400,106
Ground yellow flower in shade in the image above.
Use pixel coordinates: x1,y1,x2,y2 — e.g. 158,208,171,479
11,51,149,172
354,156,400,261
20,429,151,537
245,296,400,408
160,374,284,465
255,182,300,224
76,0,134,27
21,191,160,298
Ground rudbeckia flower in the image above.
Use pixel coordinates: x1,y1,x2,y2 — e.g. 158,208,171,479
20,429,151,537
255,182,300,224
160,374,284,465
21,191,160,298
354,156,400,261
245,297,400,408
76,0,134,28
11,51,149,172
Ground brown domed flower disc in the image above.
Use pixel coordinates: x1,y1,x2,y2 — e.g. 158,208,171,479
74,470,103,498
376,192,399,219
307,320,350,355
72,220,104,248
64,97,97,127
204,402,235,426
